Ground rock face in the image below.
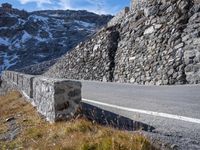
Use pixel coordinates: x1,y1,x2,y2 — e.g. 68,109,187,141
45,26,119,81
183,11,200,84
0,4,112,73
43,0,200,85
114,0,192,85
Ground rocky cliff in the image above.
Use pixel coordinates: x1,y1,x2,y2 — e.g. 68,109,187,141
0,4,112,73
35,0,200,85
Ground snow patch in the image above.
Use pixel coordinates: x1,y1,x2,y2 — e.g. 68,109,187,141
0,38,10,46
0,52,18,72
49,14,60,17
29,15,49,23
18,18,26,26
8,13,19,18
35,35,48,42
36,53,46,58
74,20,95,28
0,27,9,30
21,31,32,43
58,40,67,47
13,40,21,49
21,31,49,43
53,18,65,25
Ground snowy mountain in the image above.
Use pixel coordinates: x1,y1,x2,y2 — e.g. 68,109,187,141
0,4,112,73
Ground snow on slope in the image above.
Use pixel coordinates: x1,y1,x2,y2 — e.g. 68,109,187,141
0,52,18,73
21,31,32,43
0,7,112,73
0,38,10,46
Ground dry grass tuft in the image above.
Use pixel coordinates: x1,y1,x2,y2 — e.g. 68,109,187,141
0,91,158,150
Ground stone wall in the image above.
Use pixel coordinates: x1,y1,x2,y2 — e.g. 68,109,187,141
107,7,130,27
16,59,58,75
194,0,200,4
44,26,120,82
114,0,192,85
1,71,34,97
43,0,200,85
130,0,147,10
114,0,200,85
1,71,82,123
183,12,200,84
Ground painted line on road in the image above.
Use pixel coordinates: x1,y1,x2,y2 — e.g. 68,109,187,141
82,98,200,124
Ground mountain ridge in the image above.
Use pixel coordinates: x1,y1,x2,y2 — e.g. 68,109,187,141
0,3,112,73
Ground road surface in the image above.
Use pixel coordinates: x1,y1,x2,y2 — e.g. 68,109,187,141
81,80,200,149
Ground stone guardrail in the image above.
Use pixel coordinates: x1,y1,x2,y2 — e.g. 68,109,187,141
1,71,82,123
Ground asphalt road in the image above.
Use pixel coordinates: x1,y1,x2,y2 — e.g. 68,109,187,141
81,80,200,149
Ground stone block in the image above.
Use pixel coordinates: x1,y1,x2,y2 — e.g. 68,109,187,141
17,74,23,89
174,43,184,50
21,74,34,98
144,26,155,35
1,71,7,81
193,38,200,45
8,72,11,79
130,0,147,10
33,77,82,123
13,73,18,85
144,5,159,17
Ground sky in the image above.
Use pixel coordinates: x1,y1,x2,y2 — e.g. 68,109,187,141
0,0,130,15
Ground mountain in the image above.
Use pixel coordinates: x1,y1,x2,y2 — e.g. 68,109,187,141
0,3,112,73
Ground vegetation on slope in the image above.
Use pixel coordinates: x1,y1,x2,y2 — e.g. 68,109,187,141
0,91,157,150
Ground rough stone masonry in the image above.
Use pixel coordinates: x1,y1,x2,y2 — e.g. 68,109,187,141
1,71,82,123
42,0,200,85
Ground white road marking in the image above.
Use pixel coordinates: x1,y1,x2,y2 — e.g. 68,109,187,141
82,98,200,124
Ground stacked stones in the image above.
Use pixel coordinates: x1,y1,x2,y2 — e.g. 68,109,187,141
114,0,193,85
45,27,120,82
44,0,200,85
1,71,82,123
107,7,130,27
183,10,200,84
17,59,58,75
130,0,148,10
1,71,34,97
32,77,81,122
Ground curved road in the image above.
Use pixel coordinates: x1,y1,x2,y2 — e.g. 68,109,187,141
81,80,200,149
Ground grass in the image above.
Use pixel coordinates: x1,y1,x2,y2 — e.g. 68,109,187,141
0,91,158,150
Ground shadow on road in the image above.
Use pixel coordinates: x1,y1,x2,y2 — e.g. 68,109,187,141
81,102,155,132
